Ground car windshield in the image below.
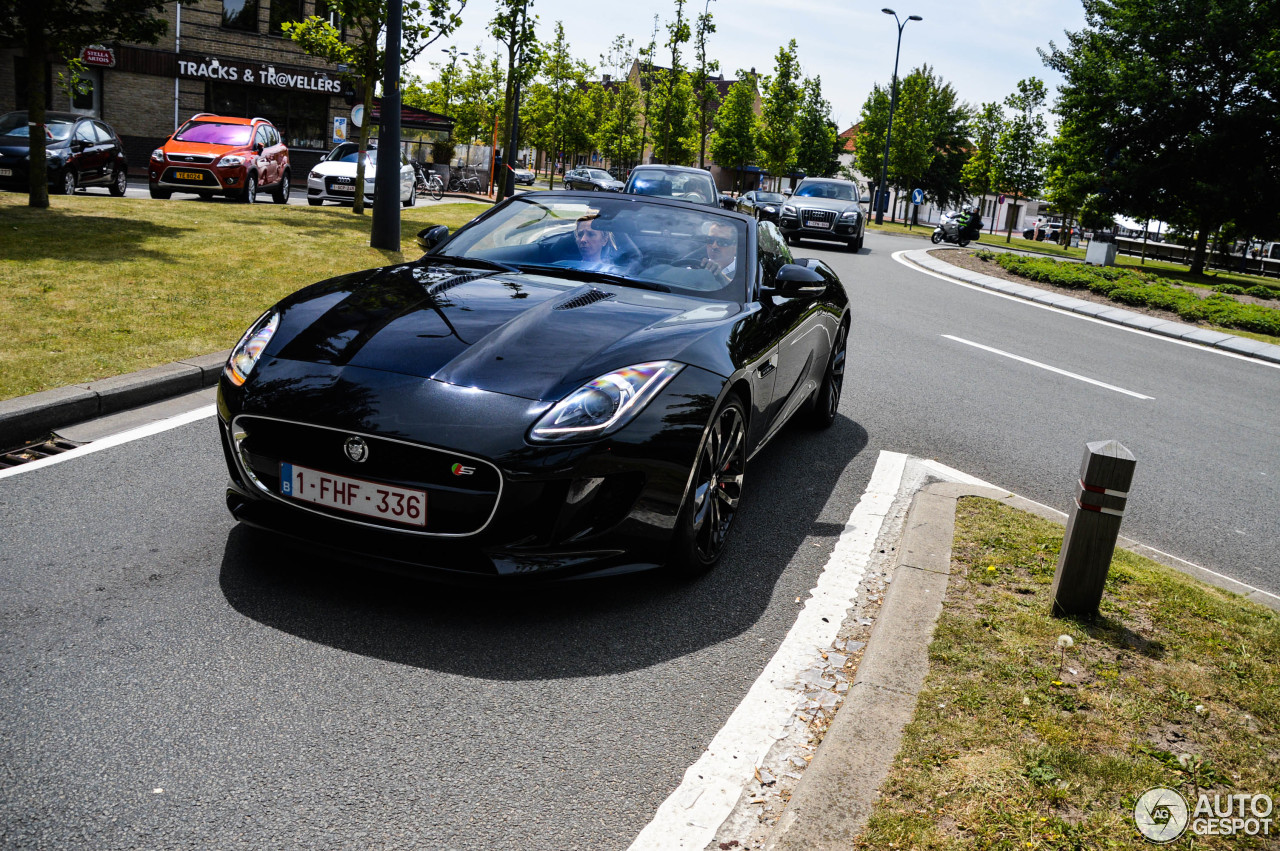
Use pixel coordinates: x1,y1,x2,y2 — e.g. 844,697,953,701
438,195,749,303
585,169,612,180
629,171,717,205
327,143,379,165
173,121,253,146
793,182,858,201
756,193,785,204
0,113,74,142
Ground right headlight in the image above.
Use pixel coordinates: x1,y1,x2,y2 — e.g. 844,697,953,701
151,148,165,163
783,204,797,216
217,154,246,168
224,311,279,386
529,361,684,442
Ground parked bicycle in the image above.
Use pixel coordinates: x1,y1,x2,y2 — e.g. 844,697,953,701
413,163,444,200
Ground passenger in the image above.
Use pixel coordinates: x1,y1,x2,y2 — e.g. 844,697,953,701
574,214,638,272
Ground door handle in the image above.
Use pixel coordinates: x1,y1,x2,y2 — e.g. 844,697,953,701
756,355,778,378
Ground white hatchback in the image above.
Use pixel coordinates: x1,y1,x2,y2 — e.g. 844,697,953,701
306,143,416,207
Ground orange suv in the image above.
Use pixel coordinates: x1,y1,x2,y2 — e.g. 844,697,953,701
149,114,290,203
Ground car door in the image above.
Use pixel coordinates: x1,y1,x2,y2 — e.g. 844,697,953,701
756,221,830,430
267,125,288,186
71,120,104,183
93,121,122,180
254,125,275,187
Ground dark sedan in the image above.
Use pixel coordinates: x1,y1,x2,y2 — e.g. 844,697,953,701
736,190,787,223
217,192,850,582
563,167,624,192
0,111,129,196
778,178,867,252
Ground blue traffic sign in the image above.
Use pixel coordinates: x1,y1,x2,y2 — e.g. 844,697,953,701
911,188,924,205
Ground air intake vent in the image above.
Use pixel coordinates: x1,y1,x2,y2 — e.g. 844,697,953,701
554,289,616,311
427,272,488,297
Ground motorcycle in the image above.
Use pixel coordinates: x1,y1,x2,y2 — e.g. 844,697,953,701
931,211,982,247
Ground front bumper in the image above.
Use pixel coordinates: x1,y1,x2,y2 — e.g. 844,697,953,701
218,360,725,582
780,213,862,242
150,162,245,193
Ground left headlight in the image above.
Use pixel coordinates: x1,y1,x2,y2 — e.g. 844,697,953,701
783,204,797,216
841,209,860,220
529,361,684,442
217,155,245,168
224,311,279,387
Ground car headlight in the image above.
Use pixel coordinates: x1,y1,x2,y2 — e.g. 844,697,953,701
224,311,279,387
783,204,797,216
151,148,165,163
308,170,321,180
529,361,684,442
763,205,777,214
841,209,860,220
217,155,245,168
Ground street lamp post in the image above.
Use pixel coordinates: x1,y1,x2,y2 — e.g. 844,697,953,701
874,8,922,225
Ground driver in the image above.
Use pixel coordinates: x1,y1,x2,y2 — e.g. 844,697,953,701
697,221,738,285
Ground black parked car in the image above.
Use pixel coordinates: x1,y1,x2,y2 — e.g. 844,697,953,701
563,167,624,192
778,178,867,252
0,111,129,196
736,190,787,223
217,191,850,582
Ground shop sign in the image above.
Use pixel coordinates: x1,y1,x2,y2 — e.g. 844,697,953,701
177,55,343,93
81,45,116,68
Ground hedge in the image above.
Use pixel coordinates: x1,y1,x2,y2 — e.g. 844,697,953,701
973,253,1280,337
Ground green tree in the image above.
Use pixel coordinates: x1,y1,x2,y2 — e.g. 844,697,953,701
708,72,759,192
1042,0,1280,273
0,0,168,208
794,76,838,178
449,48,505,155
651,0,695,164
690,0,719,168
992,77,1048,242
961,101,1003,231
491,0,540,200
523,22,591,188
285,0,465,215
591,36,644,172
853,84,893,216
758,39,801,187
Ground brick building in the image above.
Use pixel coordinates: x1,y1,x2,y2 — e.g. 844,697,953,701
1,0,362,176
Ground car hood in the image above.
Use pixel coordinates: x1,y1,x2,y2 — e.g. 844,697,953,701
788,195,862,212
310,160,363,177
162,139,245,159
266,262,738,402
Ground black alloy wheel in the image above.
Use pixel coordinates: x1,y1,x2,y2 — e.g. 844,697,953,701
807,323,848,428
109,167,127,197
671,395,748,574
272,171,290,204
241,174,257,204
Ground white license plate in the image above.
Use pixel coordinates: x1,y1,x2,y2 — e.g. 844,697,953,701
0,168,12,177
805,220,831,229
330,184,355,192
280,462,426,527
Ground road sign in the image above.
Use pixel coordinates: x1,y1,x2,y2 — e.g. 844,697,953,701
351,104,365,128
911,188,924,205
998,194,1006,205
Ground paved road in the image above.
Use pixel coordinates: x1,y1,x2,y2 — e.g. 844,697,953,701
1,228,1276,849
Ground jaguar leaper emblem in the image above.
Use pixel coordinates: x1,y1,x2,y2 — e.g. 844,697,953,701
343,436,369,463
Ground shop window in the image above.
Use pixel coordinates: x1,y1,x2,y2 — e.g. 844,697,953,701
70,68,101,116
314,0,342,30
223,0,259,32
269,0,305,36
208,81,331,151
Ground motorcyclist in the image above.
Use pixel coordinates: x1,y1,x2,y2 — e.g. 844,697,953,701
956,204,982,239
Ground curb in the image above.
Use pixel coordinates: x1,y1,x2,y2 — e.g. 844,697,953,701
0,350,230,450
763,477,1280,849
905,248,1280,365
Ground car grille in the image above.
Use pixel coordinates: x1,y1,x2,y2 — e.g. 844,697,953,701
231,416,502,536
167,154,216,164
325,176,360,194
800,208,837,227
161,166,219,186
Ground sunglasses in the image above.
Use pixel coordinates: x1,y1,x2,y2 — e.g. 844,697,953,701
707,236,735,248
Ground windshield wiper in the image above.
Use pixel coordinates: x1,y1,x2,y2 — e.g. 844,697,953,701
425,254,519,274
512,263,671,292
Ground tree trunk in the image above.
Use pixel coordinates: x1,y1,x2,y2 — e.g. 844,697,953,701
1190,224,1210,275
24,6,49,209
352,76,375,215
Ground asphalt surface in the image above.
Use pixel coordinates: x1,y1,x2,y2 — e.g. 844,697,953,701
2,228,1277,849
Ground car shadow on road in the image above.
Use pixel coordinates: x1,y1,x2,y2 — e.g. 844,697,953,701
218,415,870,681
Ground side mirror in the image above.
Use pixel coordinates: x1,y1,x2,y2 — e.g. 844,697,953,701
253,143,264,154
415,225,450,253
70,139,86,152
770,263,827,297
783,188,794,197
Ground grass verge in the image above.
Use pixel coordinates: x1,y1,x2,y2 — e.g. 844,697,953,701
0,193,488,401
855,498,1279,849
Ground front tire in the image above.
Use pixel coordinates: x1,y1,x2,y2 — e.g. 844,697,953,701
403,185,416,207
958,237,970,247
669,394,748,576
149,185,171,200
806,323,848,428
930,230,943,245
109,167,127,197
240,174,257,204
57,169,76,195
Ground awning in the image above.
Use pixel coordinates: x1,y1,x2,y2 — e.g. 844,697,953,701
369,99,455,133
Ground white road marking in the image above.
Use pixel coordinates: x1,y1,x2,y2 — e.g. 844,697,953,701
942,334,1155,399
893,250,1280,370
627,451,910,850
0,405,217,481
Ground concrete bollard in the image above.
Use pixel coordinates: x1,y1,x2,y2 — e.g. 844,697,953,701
1050,440,1136,618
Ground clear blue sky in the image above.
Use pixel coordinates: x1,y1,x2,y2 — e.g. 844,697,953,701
408,0,1089,128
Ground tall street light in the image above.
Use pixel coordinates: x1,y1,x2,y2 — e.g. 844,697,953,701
874,8,922,225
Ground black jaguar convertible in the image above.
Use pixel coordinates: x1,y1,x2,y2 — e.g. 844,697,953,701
217,192,850,581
